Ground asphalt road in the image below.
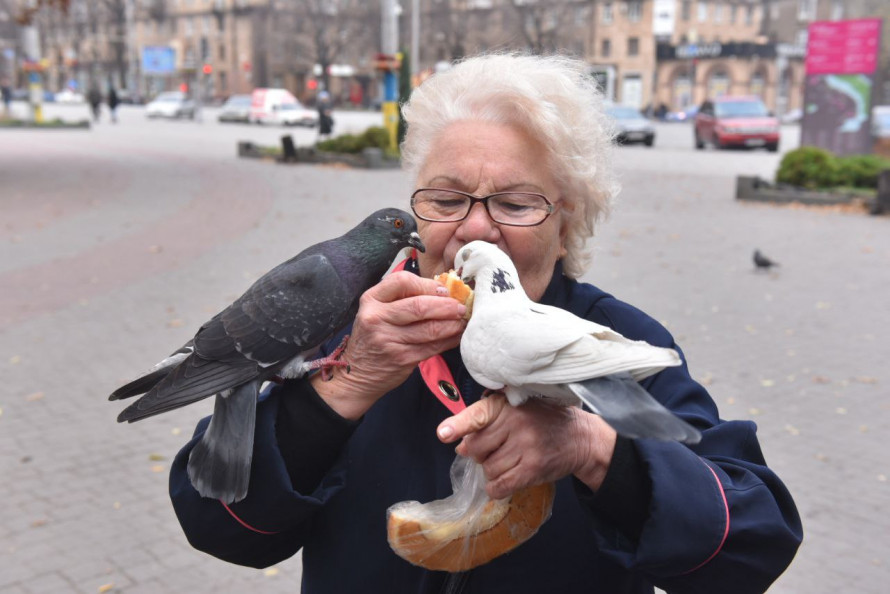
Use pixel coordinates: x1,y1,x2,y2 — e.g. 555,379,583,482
1,103,888,593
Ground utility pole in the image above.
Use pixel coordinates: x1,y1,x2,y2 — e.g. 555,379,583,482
380,0,399,150
411,0,419,79
21,23,44,122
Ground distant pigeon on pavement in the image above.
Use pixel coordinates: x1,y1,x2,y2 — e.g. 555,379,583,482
754,249,779,270
455,241,701,444
110,208,425,503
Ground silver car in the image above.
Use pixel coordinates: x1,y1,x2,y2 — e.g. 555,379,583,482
218,94,252,123
607,105,656,147
145,92,196,119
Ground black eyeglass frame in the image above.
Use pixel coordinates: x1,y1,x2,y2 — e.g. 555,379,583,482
410,187,557,227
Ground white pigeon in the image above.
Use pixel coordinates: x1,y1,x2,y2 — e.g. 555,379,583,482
455,240,701,444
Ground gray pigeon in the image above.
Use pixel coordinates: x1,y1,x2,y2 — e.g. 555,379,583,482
753,249,779,270
110,208,425,503
455,241,701,444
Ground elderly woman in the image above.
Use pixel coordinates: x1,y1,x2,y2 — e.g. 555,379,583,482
170,54,801,592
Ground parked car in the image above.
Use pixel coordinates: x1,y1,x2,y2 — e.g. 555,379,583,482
145,91,196,119
249,88,318,126
665,105,698,122
780,108,803,124
694,96,779,152
217,94,252,123
607,104,655,146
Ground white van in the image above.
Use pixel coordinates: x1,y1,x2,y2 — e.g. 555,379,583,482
249,88,318,127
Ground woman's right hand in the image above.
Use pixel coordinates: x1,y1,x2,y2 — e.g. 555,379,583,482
311,270,467,420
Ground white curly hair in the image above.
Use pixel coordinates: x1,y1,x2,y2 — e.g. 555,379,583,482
400,52,619,278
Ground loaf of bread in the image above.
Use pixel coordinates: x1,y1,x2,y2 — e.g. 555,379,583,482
434,270,474,319
387,481,555,572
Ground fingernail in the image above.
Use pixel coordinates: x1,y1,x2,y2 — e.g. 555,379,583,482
456,304,467,317
437,424,454,440
436,286,449,296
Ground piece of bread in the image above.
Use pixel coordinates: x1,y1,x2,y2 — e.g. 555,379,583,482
434,270,474,319
387,481,555,572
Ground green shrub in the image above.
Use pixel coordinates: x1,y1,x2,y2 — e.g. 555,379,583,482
316,126,392,154
835,154,890,189
776,147,840,189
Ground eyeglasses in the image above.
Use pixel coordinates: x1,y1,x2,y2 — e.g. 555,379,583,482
410,188,556,227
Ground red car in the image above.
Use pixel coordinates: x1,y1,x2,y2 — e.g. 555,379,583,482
694,96,780,152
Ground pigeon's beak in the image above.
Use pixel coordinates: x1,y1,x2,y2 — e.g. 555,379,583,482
408,232,426,253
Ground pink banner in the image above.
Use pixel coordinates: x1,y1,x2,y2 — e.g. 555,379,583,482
806,18,882,75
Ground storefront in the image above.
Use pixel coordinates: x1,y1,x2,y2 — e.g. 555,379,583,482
654,41,805,117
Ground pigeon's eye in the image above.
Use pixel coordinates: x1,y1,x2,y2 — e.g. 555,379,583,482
393,218,404,229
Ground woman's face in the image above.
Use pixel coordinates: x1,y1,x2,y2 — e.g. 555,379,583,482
414,120,567,302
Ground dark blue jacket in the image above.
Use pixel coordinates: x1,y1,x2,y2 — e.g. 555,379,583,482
170,265,802,593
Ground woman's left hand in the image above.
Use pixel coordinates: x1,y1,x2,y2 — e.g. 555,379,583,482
437,393,618,499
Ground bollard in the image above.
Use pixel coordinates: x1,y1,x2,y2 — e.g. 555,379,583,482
281,135,298,162
872,169,890,215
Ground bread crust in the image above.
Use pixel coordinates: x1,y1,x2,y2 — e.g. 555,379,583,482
387,481,555,572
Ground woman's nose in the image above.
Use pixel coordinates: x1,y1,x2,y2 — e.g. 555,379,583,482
455,201,500,243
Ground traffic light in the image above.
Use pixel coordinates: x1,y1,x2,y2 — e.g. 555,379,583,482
307,79,318,91
202,64,213,75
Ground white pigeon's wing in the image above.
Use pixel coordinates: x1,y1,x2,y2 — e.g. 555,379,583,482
466,302,681,386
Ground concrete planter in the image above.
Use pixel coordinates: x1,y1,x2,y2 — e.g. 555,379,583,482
735,175,877,210
0,119,90,129
237,139,399,170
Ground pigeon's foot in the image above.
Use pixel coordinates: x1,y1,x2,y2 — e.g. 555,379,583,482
306,335,351,381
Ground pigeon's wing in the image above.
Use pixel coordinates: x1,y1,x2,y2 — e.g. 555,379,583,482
567,373,701,444
199,253,355,365
479,303,680,386
117,355,258,422
108,341,194,401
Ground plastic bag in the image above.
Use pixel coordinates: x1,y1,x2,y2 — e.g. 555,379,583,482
387,455,555,572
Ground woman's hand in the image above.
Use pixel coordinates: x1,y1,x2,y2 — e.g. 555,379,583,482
437,394,617,499
311,270,467,420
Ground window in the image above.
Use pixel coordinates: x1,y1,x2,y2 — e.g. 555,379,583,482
698,1,708,23
219,43,225,61
602,2,613,24
730,4,737,23
628,1,642,22
601,38,611,57
714,2,723,23
681,0,691,21
745,4,754,25
628,37,639,57
797,0,817,21
830,0,844,20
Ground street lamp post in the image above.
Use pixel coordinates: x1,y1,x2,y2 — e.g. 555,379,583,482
380,0,399,150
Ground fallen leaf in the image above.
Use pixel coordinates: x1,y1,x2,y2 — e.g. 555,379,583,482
148,453,166,461
745,324,757,334
9,355,21,365
812,375,832,384
784,424,800,436
150,465,165,473
836,407,847,415
760,379,775,388
25,392,44,402
98,584,114,593
0,407,3,417
31,518,47,528
699,373,714,386
726,397,735,405
815,301,831,310
264,568,280,577
148,245,163,253
748,408,761,416
166,319,184,328
171,427,182,436
878,474,887,482
815,453,828,462
859,425,869,433
113,502,121,510
854,376,878,385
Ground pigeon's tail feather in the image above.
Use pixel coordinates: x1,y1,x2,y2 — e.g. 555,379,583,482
187,381,259,503
116,356,258,423
108,366,172,401
568,373,701,444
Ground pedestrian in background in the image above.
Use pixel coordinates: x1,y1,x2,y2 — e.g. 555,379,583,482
1,79,11,119
107,87,120,124
317,90,334,140
88,86,102,122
